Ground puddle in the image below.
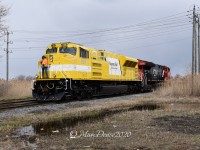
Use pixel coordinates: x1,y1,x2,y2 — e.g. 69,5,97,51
19,125,35,136
18,111,119,136
17,103,161,137
17,128,38,149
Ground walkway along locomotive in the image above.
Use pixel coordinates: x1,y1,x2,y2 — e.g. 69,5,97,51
32,42,170,101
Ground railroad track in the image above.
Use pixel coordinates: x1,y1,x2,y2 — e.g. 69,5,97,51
0,95,119,112
0,92,146,112
0,98,40,111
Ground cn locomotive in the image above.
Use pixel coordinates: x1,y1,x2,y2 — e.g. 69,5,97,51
32,42,170,101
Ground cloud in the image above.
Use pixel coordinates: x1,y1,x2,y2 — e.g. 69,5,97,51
0,0,199,78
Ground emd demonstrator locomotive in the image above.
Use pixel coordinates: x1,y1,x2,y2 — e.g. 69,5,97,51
32,42,170,101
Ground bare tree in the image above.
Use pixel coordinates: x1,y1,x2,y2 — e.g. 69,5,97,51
174,74,181,79
0,1,9,34
25,76,34,81
16,75,26,81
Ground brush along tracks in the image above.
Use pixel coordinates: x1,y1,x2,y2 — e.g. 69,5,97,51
0,98,40,111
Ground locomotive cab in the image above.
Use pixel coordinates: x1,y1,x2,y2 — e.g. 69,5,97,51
36,43,79,79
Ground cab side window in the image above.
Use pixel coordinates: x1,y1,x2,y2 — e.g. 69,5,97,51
80,48,89,58
60,47,76,55
46,48,57,54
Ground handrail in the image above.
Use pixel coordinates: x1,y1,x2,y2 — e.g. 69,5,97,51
60,70,72,90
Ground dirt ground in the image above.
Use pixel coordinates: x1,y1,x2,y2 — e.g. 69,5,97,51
1,97,200,150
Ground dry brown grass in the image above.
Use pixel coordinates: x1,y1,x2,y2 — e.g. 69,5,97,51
0,80,32,100
154,75,200,97
1,74,199,100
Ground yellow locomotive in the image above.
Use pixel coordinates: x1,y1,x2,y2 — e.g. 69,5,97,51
32,42,141,100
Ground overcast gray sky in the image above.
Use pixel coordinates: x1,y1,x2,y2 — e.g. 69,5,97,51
0,0,199,79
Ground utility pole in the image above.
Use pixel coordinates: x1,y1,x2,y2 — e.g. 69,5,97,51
6,31,9,81
190,5,199,95
192,5,197,75
198,16,200,74
4,29,12,81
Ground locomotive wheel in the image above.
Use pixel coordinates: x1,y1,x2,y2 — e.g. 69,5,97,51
76,91,86,100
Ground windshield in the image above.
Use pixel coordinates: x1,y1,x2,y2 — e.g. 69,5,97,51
46,48,57,54
59,47,76,55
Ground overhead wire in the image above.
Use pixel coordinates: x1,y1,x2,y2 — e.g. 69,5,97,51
12,22,191,44
11,23,191,50
122,37,191,51
13,19,190,41
85,28,191,46
12,11,190,41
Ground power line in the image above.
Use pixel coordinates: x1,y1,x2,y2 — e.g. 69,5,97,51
11,11,190,41
13,21,190,41
123,37,191,50
9,26,191,51
12,24,191,44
